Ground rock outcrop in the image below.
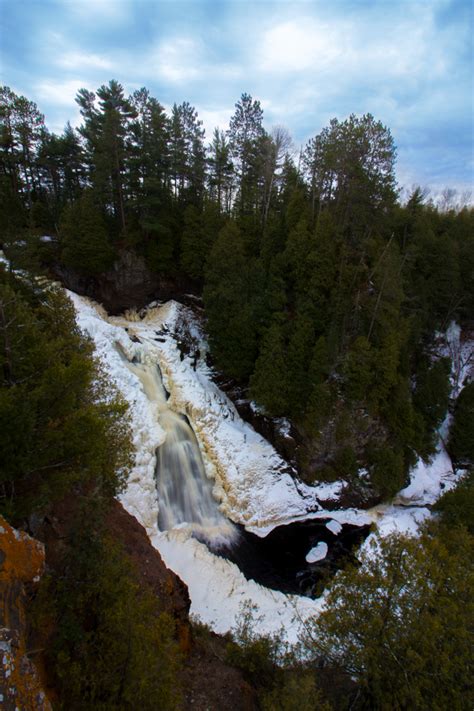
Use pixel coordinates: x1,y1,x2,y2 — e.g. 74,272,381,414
105,499,192,651
0,516,51,711
53,250,199,314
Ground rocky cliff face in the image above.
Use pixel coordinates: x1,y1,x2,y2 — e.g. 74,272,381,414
105,499,192,651
0,516,51,711
30,495,255,709
53,250,198,314
31,495,191,647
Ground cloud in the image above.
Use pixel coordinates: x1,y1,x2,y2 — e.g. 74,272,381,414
145,37,241,86
152,38,202,83
57,51,113,71
59,0,130,23
1,0,470,191
257,5,465,86
259,18,345,73
197,106,234,138
35,79,87,106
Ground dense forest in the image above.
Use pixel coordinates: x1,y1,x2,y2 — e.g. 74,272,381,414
1,81,473,709
1,80,473,496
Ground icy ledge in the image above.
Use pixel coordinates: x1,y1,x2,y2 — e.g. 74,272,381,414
109,301,349,535
69,293,327,638
68,294,470,639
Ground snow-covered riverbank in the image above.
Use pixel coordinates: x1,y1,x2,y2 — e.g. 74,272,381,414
68,292,471,640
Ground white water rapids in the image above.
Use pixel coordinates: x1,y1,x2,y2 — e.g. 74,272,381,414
122,350,236,546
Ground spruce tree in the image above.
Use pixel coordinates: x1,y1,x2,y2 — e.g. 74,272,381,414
286,314,315,418
302,526,474,710
250,321,288,415
204,221,258,379
448,381,474,466
60,191,115,275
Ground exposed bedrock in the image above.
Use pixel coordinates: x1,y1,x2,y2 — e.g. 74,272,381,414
52,249,200,314
0,516,51,711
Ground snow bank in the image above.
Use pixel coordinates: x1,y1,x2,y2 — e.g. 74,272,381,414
69,293,324,639
67,293,471,639
396,444,456,505
153,528,323,643
109,303,343,535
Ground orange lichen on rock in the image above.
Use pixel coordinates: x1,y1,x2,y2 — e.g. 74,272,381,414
0,515,51,711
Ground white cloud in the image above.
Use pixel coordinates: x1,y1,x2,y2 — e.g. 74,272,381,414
258,8,462,85
35,79,87,106
57,51,113,71
259,18,344,73
197,107,234,138
143,37,241,86
151,38,202,83
60,0,130,23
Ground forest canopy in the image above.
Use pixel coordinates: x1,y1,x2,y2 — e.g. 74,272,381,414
0,79,472,711
1,81,473,499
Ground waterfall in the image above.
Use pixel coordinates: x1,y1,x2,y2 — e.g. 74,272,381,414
123,350,236,547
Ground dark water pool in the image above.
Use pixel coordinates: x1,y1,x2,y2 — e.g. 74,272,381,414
196,518,371,598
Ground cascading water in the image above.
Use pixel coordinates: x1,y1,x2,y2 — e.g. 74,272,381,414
121,348,236,547
112,336,367,598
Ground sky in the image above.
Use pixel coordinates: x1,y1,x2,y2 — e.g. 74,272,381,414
1,0,473,198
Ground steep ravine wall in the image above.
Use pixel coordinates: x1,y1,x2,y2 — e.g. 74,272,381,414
0,516,51,711
52,250,199,314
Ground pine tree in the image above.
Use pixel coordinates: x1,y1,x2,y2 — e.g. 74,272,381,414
76,81,136,233
448,381,474,466
0,270,131,519
250,321,288,415
60,190,115,275
302,526,474,710
207,128,234,214
228,93,265,219
204,221,259,379
128,87,171,233
303,113,397,238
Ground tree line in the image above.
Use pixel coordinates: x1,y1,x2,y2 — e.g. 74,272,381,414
1,80,473,709
1,80,473,497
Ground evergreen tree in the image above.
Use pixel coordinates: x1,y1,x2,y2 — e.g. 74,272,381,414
43,519,181,711
343,336,373,402
302,526,474,710
228,93,265,220
434,469,474,534
76,81,136,233
0,85,45,235
0,269,131,519
128,87,171,243
304,336,332,432
303,113,397,238
448,381,474,466
286,314,315,418
207,127,234,214
302,212,340,332
250,321,288,415
60,190,115,275
204,221,259,379
413,356,451,454
168,101,205,208
180,200,223,280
